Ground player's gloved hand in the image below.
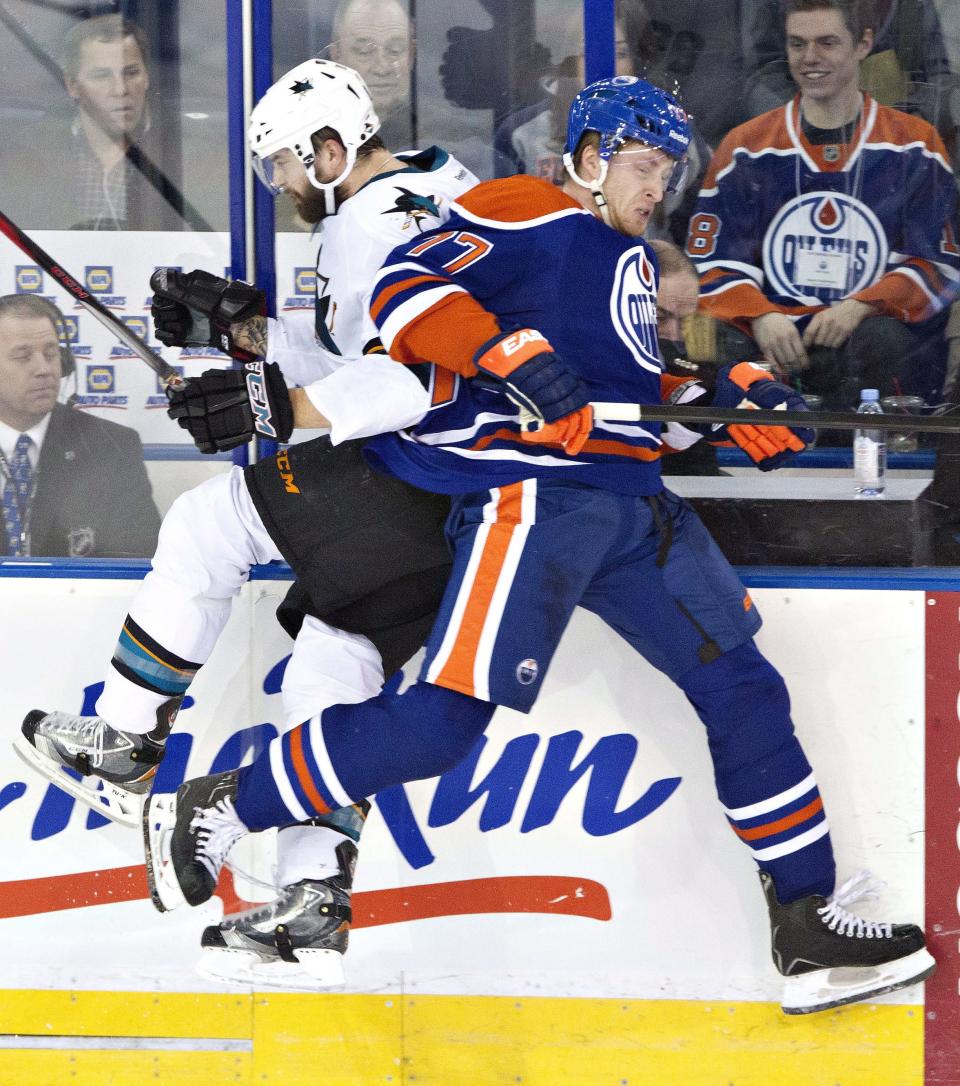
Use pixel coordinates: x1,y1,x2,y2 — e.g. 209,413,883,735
520,407,594,456
150,268,265,362
709,361,813,470
166,361,293,454
474,328,593,455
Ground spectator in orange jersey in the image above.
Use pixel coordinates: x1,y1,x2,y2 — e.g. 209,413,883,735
686,0,959,409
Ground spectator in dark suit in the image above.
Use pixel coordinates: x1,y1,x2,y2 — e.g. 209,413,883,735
0,295,160,557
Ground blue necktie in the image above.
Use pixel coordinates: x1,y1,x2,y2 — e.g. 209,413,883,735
2,434,33,556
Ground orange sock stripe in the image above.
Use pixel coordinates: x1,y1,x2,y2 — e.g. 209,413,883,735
289,725,331,815
435,483,525,695
732,796,824,842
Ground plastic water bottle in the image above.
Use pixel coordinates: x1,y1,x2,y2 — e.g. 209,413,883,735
853,389,886,496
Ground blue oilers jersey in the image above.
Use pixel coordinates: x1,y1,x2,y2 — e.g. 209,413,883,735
687,95,959,331
364,176,668,496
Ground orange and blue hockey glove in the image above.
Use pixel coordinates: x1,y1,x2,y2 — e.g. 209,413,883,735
709,362,814,471
474,328,593,455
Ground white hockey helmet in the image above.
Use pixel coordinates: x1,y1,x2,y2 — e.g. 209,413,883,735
248,58,380,214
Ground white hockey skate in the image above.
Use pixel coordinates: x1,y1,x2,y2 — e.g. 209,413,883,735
14,702,176,827
762,871,936,1014
144,770,247,912
196,840,357,991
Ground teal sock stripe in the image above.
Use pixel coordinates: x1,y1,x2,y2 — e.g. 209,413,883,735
112,621,198,697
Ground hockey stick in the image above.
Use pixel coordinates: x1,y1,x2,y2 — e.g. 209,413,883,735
0,209,185,391
585,401,960,433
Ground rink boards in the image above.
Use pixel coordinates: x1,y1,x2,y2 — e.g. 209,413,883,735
0,565,958,1086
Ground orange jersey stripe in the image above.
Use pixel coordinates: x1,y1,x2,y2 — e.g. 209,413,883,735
703,106,793,188
732,796,824,842
390,292,498,376
699,277,818,326
456,175,583,223
431,366,456,406
370,273,450,323
289,726,331,815
579,437,661,461
867,100,950,159
470,427,527,451
435,483,525,695
854,264,942,323
469,428,662,462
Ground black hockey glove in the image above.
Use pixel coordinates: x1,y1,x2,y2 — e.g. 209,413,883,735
166,361,294,454
150,268,265,362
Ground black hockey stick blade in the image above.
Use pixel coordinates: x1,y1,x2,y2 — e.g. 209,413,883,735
0,208,185,390
590,401,960,433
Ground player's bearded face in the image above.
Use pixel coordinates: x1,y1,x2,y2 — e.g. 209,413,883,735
287,175,334,223
267,151,341,223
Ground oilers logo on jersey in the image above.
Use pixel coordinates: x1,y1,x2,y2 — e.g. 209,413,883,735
763,193,887,303
611,247,661,372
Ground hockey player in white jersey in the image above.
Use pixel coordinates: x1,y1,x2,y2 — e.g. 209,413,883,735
14,58,477,989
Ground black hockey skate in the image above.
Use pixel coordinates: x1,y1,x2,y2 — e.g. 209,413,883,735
14,698,179,827
762,871,936,1014
144,770,247,912
197,840,357,990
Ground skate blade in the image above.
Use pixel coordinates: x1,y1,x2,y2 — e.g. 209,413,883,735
12,737,145,828
142,791,186,914
781,947,937,1014
196,946,345,991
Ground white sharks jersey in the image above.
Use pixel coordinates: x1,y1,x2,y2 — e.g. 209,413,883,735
266,147,478,441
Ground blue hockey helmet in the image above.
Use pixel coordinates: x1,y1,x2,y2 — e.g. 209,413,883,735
563,76,691,194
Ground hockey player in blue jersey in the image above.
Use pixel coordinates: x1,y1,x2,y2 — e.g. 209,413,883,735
145,76,935,1014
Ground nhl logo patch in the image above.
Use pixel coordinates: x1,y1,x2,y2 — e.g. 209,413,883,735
823,145,840,163
516,658,539,685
